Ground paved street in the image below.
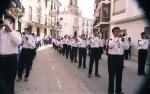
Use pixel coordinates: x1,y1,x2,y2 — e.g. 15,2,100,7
15,46,148,94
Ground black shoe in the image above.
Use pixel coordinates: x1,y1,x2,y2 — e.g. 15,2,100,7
87,74,91,78
24,77,28,82
95,74,101,78
16,78,22,82
83,66,86,69
74,60,77,63
78,66,81,69
108,92,114,94
138,73,145,76
142,73,147,76
115,91,124,94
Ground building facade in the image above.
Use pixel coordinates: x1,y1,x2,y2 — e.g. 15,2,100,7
5,0,24,31
60,0,93,37
110,0,149,56
20,0,61,38
79,17,93,37
93,0,111,39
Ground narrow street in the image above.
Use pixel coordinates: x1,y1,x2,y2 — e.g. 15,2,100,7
15,46,146,94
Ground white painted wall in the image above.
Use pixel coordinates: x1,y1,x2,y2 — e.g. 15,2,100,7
60,13,93,37
60,13,75,37
111,0,144,22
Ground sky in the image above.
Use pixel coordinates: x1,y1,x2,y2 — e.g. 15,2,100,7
60,0,94,19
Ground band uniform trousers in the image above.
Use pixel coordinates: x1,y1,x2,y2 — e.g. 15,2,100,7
99,47,103,59
138,49,148,75
88,48,100,75
0,54,17,94
62,44,67,56
71,47,78,62
124,50,129,60
18,48,33,78
78,48,87,68
66,45,71,59
108,54,124,93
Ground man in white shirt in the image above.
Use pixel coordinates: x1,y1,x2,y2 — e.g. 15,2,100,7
0,15,22,94
66,36,72,59
62,35,68,56
71,36,79,63
138,32,149,76
107,27,129,94
17,28,35,82
78,34,88,68
88,29,103,78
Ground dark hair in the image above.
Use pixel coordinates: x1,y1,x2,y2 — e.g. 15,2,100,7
4,14,15,23
22,32,25,35
24,28,29,30
112,27,120,33
93,29,98,32
141,32,146,36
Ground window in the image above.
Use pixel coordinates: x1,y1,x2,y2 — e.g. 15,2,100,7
45,0,47,7
51,0,53,10
70,0,72,5
45,15,47,25
28,6,32,20
103,6,109,18
74,17,78,25
54,3,56,9
83,20,84,25
44,28,47,36
37,28,40,36
38,0,40,3
113,0,126,15
87,21,88,26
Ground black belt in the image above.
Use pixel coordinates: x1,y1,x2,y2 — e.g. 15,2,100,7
0,54,17,58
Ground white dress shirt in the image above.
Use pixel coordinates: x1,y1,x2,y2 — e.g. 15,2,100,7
71,39,79,47
0,30,22,55
22,34,35,49
67,39,72,45
78,38,88,48
108,37,129,55
89,36,102,48
138,38,149,50
63,38,68,44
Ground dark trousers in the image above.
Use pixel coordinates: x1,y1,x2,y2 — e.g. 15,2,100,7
62,44,67,56
66,45,71,59
78,48,87,68
108,54,124,93
71,47,78,62
0,54,17,94
99,47,103,59
18,49,32,78
58,46,62,54
128,46,131,58
88,48,100,75
124,50,129,60
138,49,148,74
